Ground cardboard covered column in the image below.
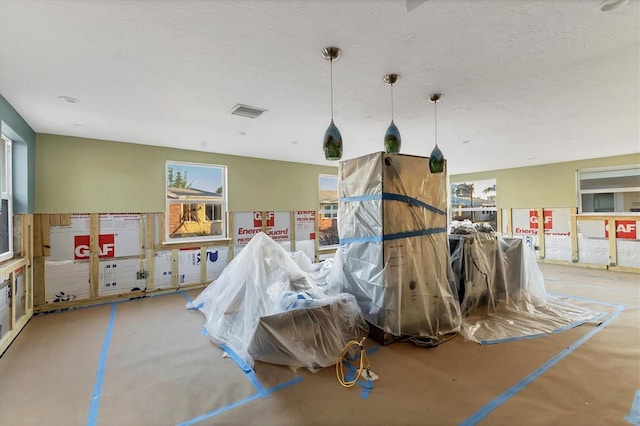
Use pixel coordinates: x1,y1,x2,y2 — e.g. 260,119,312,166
338,152,460,338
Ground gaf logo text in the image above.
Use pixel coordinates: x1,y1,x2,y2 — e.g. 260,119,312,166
529,210,552,230
254,211,275,227
605,220,637,240
74,234,115,260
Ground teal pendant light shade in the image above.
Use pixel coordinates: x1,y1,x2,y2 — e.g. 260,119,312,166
428,93,445,174
429,143,444,173
384,120,401,154
323,119,343,160
322,47,343,161
383,74,401,154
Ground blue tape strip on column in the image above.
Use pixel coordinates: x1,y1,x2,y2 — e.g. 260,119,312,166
340,227,447,245
460,304,624,426
382,192,447,216
86,303,117,426
382,227,448,242
340,193,447,217
220,343,268,397
625,389,640,425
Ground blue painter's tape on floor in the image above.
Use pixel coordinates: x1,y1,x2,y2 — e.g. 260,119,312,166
177,392,261,426
625,390,640,425
180,290,193,303
86,303,117,426
220,343,268,396
176,374,303,425
460,304,624,426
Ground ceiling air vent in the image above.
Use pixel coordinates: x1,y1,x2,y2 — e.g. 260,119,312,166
229,104,267,119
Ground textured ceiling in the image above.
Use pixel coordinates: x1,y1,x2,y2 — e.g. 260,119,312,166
0,0,638,174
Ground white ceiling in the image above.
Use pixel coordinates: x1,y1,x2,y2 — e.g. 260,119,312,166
0,0,638,174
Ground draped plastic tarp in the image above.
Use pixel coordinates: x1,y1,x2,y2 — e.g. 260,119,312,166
450,233,597,343
336,152,462,338
187,232,368,369
335,152,595,343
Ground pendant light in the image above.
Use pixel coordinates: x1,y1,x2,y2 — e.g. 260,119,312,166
322,47,343,161
428,93,445,174
383,74,401,154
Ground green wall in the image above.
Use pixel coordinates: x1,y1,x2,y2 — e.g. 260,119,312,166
451,153,640,209
35,134,338,213
0,95,36,213
32,132,640,214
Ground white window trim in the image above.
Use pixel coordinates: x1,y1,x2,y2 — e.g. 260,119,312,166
164,160,228,244
0,135,13,262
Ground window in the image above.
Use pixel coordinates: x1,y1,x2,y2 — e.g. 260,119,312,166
319,175,339,246
0,135,12,262
450,179,497,231
578,165,640,213
166,161,227,242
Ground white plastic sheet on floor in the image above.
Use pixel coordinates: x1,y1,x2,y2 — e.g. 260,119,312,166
187,232,368,370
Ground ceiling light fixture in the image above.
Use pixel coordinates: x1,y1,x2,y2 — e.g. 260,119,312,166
428,93,445,174
58,96,79,103
322,47,343,161
599,0,628,12
383,74,401,154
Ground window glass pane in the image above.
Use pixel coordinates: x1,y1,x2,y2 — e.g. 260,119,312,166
319,175,339,246
578,165,640,213
580,174,640,190
450,179,497,231
166,161,226,241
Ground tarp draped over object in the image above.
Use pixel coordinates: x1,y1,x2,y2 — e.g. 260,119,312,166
450,233,597,343
187,232,368,369
189,152,598,369
337,152,462,338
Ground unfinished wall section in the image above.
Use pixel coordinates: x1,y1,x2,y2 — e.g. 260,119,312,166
32,211,321,312
500,208,640,273
0,214,34,356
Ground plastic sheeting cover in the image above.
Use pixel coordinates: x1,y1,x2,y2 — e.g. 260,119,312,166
451,233,598,343
337,152,461,338
187,232,368,369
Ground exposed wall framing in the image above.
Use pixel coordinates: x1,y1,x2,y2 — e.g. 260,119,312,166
499,208,639,273
32,211,320,313
0,214,34,356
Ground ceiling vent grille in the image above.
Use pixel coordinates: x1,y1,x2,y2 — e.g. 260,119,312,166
229,104,267,119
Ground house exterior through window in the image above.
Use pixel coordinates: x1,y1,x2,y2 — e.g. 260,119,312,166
166,161,227,242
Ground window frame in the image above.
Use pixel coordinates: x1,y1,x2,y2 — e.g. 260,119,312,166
318,174,339,247
165,160,228,244
577,165,640,213
449,179,497,229
0,135,13,262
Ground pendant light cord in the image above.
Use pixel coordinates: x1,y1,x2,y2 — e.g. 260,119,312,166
391,84,394,121
434,98,438,147
330,58,334,120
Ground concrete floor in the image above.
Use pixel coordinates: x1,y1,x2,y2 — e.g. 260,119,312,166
0,263,638,426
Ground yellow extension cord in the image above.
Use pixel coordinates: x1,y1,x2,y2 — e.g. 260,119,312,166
335,337,370,388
